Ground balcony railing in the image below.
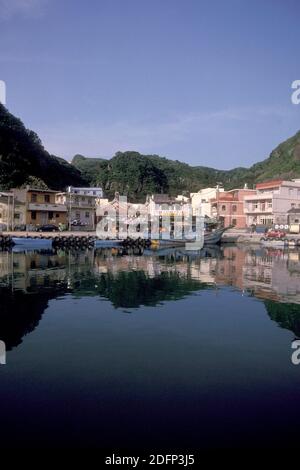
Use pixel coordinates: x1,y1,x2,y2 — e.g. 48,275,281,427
28,203,67,212
244,206,272,213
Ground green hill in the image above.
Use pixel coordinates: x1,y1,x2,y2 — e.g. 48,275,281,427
1,102,300,198
0,104,87,190
71,151,247,200
71,131,300,200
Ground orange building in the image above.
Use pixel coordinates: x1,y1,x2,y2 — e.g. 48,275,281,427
210,188,256,228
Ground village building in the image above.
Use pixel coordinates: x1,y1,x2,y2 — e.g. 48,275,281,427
244,179,300,227
0,192,14,230
56,186,103,230
190,186,224,217
10,187,67,230
210,188,256,228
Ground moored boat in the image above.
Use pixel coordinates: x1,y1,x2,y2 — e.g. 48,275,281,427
204,227,229,245
12,237,53,249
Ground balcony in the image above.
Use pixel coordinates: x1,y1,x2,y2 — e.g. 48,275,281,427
28,203,67,212
244,206,273,214
69,201,95,208
244,193,274,201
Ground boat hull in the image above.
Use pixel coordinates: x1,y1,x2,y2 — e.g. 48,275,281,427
12,237,53,249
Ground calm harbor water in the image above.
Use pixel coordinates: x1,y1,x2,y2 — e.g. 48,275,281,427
1,244,300,448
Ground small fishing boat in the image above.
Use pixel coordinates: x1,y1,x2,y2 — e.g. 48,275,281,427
12,237,53,249
94,239,123,248
204,227,229,245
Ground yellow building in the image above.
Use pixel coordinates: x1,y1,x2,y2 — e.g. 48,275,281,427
12,188,67,229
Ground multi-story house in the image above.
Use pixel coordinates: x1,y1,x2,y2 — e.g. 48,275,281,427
145,194,192,218
210,188,256,228
11,187,67,229
244,179,300,227
0,191,14,230
190,186,225,217
56,187,103,230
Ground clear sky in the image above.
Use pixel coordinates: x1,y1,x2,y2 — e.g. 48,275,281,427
0,0,299,168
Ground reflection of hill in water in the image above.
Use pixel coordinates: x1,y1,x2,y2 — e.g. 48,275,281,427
1,245,300,349
0,248,213,349
0,288,62,350
264,300,300,338
76,270,210,308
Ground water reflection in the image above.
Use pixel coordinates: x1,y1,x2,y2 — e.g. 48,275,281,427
1,245,300,348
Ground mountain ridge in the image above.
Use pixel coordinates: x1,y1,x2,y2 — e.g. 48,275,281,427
1,103,300,199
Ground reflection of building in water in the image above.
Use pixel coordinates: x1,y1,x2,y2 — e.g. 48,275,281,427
214,247,247,290
2,246,300,348
215,246,300,304
1,245,300,304
0,250,96,292
93,249,218,283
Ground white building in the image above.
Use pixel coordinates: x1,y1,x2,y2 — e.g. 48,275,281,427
244,179,300,226
56,186,103,230
190,187,224,217
68,187,103,198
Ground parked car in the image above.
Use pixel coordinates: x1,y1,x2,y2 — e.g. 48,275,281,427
37,224,59,232
14,224,26,231
266,229,286,239
71,219,87,227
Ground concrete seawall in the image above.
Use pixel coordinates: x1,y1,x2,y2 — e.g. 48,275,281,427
222,230,300,244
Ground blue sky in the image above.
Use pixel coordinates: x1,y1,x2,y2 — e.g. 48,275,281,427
0,0,299,168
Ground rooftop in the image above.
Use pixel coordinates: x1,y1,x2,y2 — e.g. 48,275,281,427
255,180,283,189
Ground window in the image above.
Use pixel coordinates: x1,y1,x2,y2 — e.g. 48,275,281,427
221,205,226,211
56,213,60,218
232,219,237,226
295,219,299,223
268,202,272,208
48,211,53,219
232,205,237,212
44,195,50,203
291,203,296,208
31,194,37,202
93,191,96,195
85,212,90,218
31,211,36,220
14,213,20,219
75,212,80,219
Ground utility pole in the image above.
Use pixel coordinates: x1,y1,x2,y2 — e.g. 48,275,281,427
11,192,15,231
68,186,72,232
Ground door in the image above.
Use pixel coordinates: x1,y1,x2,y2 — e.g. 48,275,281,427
40,212,48,224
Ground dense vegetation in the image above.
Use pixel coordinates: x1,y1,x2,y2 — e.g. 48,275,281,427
0,104,87,190
73,131,300,200
1,103,300,198
72,152,251,200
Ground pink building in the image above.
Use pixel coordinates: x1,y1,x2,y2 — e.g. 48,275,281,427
244,179,300,226
211,188,256,228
